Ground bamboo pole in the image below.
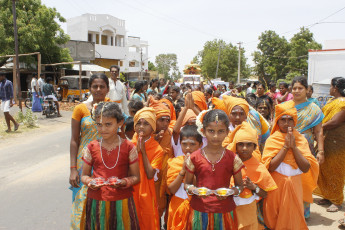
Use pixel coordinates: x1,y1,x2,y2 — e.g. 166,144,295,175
0,52,40,58
79,63,82,98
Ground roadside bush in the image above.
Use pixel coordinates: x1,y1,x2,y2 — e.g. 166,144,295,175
15,110,38,128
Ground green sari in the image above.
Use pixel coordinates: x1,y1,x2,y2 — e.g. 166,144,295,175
70,102,100,229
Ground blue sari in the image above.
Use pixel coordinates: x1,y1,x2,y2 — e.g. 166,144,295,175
294,101,324,153
247,108,270,150
31,92,42,112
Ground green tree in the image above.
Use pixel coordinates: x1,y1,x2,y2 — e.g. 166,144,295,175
286,27,322,76
0,0,72,67
253,30,290,82
192,55,200,64
148,61,157,71
155,53,178,78
198,39,249,82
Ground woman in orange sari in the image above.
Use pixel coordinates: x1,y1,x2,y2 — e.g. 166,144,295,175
132,107,164,230
262,103,319,230
314,77,345,214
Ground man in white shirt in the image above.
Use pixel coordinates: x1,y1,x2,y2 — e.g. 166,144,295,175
246,81,253,95
37,73,45,96
87,65,129,115
31,73,42,112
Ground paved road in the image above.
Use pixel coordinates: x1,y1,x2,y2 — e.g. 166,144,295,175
0,111,72,230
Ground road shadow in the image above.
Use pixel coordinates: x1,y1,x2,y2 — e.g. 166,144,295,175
307,211,334,227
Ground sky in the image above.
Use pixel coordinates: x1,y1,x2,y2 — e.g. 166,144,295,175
41,0,345,73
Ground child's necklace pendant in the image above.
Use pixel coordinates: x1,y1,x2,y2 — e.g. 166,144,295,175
211,164,215,171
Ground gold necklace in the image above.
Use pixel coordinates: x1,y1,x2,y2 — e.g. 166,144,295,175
202,148,225,171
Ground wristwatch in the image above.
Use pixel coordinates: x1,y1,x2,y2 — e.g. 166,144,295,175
234,186,242,196
254,185,260,194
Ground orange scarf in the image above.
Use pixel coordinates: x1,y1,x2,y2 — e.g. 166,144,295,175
222,95,250,116
192,91,207,111
160,98,177,121
148,95,171,119
134,107,157,132
182,109,197,126
223,122,262,162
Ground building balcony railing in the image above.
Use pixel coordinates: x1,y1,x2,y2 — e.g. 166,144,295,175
95,44,126,60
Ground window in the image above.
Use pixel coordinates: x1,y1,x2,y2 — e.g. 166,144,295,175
88,33,92,42
101,35,107,45
96,34,99,44
129,61,136,67
111,36,114,46
120,61,123,66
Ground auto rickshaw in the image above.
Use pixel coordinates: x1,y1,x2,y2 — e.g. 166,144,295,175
57,75,90,102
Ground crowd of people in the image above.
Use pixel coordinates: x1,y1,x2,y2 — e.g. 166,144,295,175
68,64,345,230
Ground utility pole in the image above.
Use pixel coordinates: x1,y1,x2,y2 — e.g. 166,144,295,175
12,0,21,108
139,48,143,80
237,42,242,84
215,42,222,79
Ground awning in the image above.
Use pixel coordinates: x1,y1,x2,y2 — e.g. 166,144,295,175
72,63,109,72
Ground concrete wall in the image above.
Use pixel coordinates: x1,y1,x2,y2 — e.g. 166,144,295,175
60,40,95,62
95,44,126,60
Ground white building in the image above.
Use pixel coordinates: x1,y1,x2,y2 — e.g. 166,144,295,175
67,13,148,79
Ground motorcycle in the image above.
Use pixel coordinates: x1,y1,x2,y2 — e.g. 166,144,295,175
42,97,58,118
24,91,33,109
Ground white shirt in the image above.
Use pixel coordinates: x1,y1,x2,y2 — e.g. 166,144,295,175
246,87,253,95
38,78,45,92
31,78,38,92
171,136,208,157
87,78,129,115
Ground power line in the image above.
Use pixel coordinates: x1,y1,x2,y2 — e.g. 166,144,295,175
115,0,236,43
243,6,345,45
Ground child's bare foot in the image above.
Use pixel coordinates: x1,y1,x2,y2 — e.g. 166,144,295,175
317,199,330,205
5,129,11,133
14,123,19,131
327,203,341,212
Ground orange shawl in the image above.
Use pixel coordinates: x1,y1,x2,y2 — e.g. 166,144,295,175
132,135,164,230
166,156,189,230
238,156,278,198
157,128,174,216
262,104,319,203
192,91,207,111
171,199,190,230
